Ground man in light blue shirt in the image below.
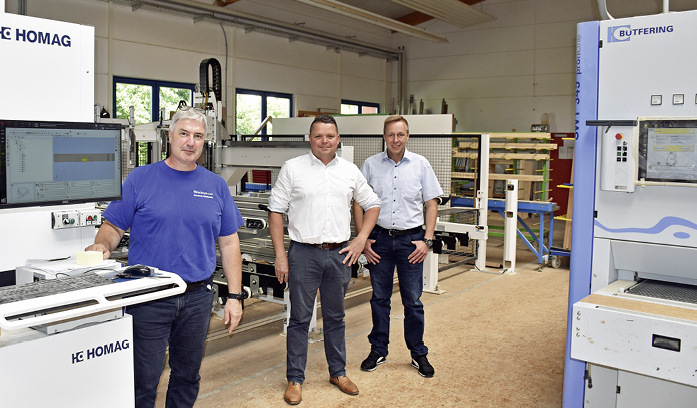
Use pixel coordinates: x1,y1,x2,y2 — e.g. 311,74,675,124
353,115,443,378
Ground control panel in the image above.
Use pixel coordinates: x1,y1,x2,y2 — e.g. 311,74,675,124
79,209,102,227
51,210,102,230
52,210,80,230
600,126,636,192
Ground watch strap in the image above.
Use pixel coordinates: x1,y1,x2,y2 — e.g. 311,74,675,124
227,291,246,301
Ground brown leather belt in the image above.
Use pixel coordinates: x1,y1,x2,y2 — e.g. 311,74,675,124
296,241,347,250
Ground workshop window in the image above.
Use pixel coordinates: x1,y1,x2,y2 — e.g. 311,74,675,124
113,77,195,165
341,100,380,115
235,89,293,190
235,89,292,136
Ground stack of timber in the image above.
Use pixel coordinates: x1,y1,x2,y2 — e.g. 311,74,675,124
451,132,556,202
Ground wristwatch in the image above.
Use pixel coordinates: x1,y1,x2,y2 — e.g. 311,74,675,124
227,291,246,301
423,238,433,249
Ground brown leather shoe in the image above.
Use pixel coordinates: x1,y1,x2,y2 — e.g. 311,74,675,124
329,375,359,395
284,381,302,405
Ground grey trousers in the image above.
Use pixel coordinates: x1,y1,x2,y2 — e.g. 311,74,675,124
286,241,351,384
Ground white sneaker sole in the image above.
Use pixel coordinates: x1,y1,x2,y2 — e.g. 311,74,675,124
361,357,386,372
411,359,435,378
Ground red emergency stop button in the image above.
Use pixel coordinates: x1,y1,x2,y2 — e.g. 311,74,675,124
615,133,623,140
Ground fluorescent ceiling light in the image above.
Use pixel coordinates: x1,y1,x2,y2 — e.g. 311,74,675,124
294,0,448,43
390,0,495,28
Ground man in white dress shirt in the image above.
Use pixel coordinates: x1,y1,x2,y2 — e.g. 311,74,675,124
268,115,381,405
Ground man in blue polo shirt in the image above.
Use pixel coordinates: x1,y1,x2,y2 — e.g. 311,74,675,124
86,107,245,407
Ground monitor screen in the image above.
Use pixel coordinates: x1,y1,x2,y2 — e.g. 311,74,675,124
638,118,697,184
0,120,122,209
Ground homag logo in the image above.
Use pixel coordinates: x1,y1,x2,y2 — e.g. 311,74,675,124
608,24,674,43
0,26,72,47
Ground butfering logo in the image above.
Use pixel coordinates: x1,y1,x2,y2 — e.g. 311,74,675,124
607,24,673,43
1,26,72,47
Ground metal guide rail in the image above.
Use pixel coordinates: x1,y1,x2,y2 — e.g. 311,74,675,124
0,268,186,331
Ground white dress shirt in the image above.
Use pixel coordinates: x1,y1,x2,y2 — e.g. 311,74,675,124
268,152,381,244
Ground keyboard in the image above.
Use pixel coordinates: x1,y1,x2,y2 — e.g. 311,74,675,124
0,272,115,305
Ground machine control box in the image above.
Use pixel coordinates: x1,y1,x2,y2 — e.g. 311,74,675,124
600,126,635,192
51,210,80,230
79,209,101,227
51,210,102,229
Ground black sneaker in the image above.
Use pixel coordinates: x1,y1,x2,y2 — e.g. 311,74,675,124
360,351,386,372
411,355,435,378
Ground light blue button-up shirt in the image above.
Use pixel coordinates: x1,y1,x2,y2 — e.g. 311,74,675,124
361,148,443,230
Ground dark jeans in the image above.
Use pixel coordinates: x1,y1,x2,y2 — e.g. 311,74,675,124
368,230,428,359
125,282,214,408
286,241,351,384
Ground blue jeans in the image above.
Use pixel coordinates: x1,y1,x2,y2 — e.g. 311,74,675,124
125,282,214,408
286,241,351,384
368,230,428,359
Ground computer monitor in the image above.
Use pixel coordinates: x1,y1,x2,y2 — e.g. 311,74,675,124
638,118,697,185
0,120,122,209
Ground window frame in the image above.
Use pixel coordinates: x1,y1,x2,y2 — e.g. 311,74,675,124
341,99,380,114
113,76,196,122
235,88,293,136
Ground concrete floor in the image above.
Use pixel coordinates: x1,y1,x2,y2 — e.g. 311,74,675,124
155,214,571,407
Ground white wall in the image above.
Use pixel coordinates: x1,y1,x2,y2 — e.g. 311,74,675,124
392,0,697,133
4,0,697,134
3,0,389,130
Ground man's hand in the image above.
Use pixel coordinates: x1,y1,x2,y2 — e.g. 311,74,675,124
84,243,111,260
408,240,430,264
224,299,243,334
362,239,381,264
275,254,289,283
340,236,367,265
85,220,124,260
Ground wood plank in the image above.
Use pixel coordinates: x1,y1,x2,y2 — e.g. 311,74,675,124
580,293,697,323
453,152,550,160
457,142,557,150
454,132,552,139
452,172,545,182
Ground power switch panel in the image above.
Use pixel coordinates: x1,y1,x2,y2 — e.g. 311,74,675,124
79,209,102,227
52,210,80,230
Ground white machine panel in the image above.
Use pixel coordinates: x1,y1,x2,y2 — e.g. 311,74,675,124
272,114,454,135
571,286,697,387
0,315,135,408
0,13,94,122
566,10,697,408
0,12,96,272
614,369,697,408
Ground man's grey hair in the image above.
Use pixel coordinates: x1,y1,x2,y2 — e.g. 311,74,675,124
170,106,207,130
